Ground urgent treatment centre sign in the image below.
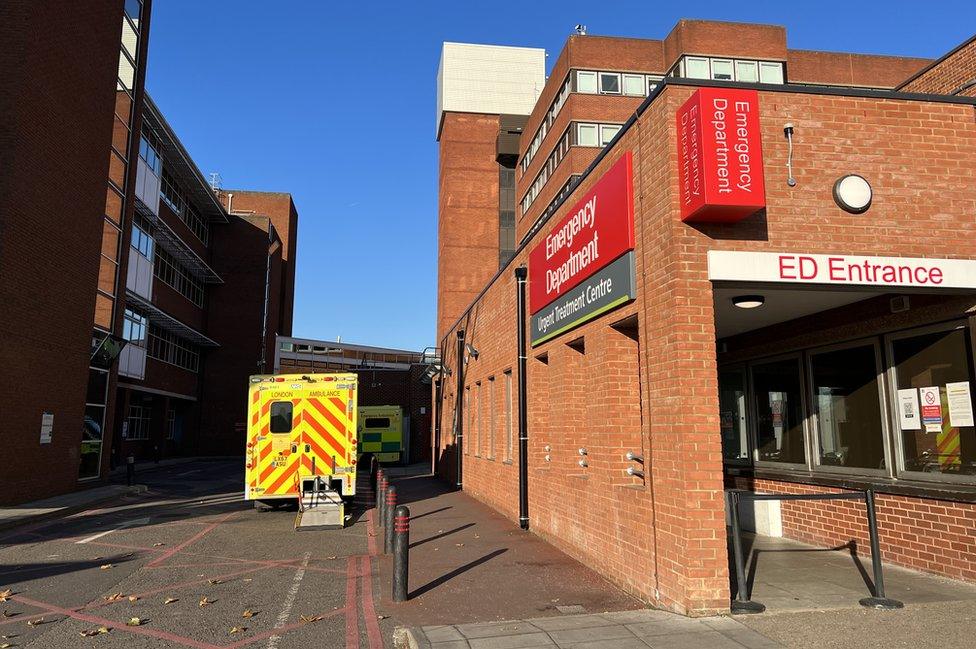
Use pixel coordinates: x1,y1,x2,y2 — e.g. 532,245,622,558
529,153,636,346
677,88,766,223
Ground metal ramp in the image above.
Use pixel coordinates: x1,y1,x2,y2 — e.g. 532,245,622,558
295,480,345,531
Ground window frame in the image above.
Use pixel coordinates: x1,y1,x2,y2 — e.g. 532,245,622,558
576,123,599,147
748,352,811,471
575,70,598,94
622,73,645,96
719,365,752,466
269,401,294,434
884,319,976,485
599,124,622,147
710,58,734,80
504,370,513,462
805,337,892,478
598,72,621,95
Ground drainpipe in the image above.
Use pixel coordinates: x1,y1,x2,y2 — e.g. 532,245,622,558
259,225,273,373
515,266,529,530
432,376,443,475
454,329,465,490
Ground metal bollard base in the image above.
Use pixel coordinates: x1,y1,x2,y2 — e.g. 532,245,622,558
858,597,904,610
731,599,766,615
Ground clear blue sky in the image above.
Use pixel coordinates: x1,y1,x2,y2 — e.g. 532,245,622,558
146,1,974,351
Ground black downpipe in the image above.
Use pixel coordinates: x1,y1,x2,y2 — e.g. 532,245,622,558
432,377,442,474
515,266,529,530
454,329,465,490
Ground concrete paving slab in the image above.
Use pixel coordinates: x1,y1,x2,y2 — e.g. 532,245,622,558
466,632,555,648
546,623,635,644
529,614,617,631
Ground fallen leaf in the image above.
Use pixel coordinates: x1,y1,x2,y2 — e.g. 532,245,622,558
97,627,110,634
455,543,464,548
229,627,246,634
164,597,178,605
99,564,113,570
0,590,10,602
104,593,124,602
299,614,323,624
152,543,164,547
325,556,337,560
1,610,14,618
128,596,139,602
241,609,255,619
199,597,213,607
377,614,387,620
26,618,43,627
80,629,101,637
208,579,221,585
0,643,10,648
242,578,252,582
125,617,142,626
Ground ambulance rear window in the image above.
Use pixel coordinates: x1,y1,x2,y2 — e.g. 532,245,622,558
270,402,293,433
365,417,390,429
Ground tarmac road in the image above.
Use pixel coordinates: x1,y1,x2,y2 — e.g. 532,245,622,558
0,459,390,648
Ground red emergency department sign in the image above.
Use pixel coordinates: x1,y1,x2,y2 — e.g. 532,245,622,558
676,88,766,223
529,152,635,313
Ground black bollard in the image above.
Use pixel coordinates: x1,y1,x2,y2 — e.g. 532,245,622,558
375,469,385,520
379,475,389,527
393,505,410,602
384,485,397,554
859,489,904,609
126,454,135,486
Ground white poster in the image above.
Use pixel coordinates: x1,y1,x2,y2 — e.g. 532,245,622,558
946,382,975,428
897,389,920,430
920,386,943,433
40,412,54,444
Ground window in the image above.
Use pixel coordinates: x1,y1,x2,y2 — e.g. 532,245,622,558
810,343,887,471
752,357,806,465
598,72,621,94
759,61,784,84
124,0,142,22
139,126,161,175
122,308,147,345
648,76,662,93
734,60,759,83
711,59,734,80
463,387,470,454
889,325,976,478
161,169,209,244
599,124,621,146
126,404,151,440
622,74,645,96
148,325,200,372
504,370,513,461
269,402,293,433
130,215,154,259
577,123,599,147
719,369,749,462
365,417,391,429
166,409,176,440
475,382,482,456
154,248,204,306
685,57,710,79
576,70,598,94
488,377,496,459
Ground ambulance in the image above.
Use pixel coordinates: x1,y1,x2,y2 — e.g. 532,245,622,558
358,405,404,464
244,373,359,529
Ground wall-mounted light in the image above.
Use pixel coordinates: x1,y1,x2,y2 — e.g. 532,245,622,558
833,174,872,214
783,123,796,187
732,295,765,309
465,343,479,360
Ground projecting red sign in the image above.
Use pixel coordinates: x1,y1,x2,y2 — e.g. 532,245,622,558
529,152,635,313
676,88,766,223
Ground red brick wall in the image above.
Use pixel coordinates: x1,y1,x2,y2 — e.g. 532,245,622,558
0,0,128,503
900,36,976,97
434,83,976,615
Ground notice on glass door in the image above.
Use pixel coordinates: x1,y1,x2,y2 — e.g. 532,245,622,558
946,382,974,428
920,386,943,433
897,389,920,430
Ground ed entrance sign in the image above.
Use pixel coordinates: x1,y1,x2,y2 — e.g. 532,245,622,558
528,153,636,346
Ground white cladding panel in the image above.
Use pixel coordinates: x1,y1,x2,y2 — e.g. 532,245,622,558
437,42,545,137
118,343,147,380
126,249,154,300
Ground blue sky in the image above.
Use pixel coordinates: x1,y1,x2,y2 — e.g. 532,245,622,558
146,1,975,351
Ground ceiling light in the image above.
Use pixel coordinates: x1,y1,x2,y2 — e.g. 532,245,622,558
732,295,765,309
833,174,872,213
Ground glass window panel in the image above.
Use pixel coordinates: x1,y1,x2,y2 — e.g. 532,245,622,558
94,293,114,330
124,0,142,22
892,327,976,476
599,124,621,146
108,150,126,190
98,255,117,296
622,74,645,95
270,401,293,433
811,344,886,470
599,72,621,94
752,358,806,464
117,50,135,91
121,16,139,61
576,71,597,94
101,221,121,260
719,370,749,462
735,60,759,83
87,370,109,405
577,123,598,147
685,57,710,79
711,59,734,80
759,62,784,84
105,187,123,224
648,76,662,93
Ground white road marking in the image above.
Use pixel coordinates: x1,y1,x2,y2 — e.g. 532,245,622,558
75,517,151,544
266,551,311,649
